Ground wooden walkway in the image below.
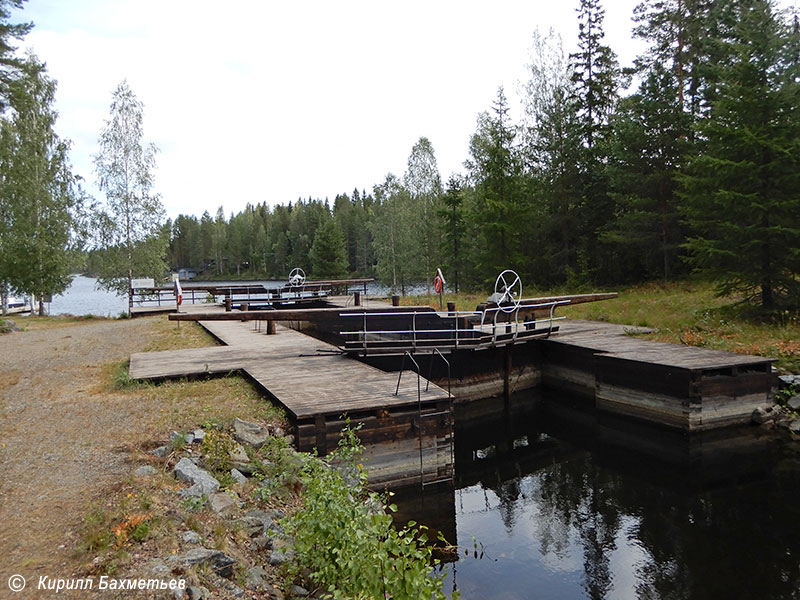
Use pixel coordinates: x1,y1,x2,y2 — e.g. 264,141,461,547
552,320,774,371
539,320,776,430
129,319,449,420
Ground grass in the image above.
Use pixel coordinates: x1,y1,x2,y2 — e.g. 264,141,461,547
393,280,800,373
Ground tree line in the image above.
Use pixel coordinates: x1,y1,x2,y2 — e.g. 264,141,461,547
0,1,166,313
2,0,798,313
160,0,800,309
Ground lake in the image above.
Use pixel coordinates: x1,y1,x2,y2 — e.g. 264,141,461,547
42,275,395,317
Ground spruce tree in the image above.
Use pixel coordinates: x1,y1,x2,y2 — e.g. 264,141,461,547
309,218,348,279
681,0,800,309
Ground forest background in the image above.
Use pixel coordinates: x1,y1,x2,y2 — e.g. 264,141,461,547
2,0,799,314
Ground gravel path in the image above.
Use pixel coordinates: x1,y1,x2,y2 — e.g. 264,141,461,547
0,317,160,581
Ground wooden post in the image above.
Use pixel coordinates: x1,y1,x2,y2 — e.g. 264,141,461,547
354,291,361,306
241,302,249,311
266,320,276,335
225,298,232,311
447,301,456,316
392,295,400,307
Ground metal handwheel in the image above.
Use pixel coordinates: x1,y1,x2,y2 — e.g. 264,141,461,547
494,269,522,313
288,267,306,287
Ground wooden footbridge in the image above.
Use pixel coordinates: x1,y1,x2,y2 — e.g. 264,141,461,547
129,311,454,489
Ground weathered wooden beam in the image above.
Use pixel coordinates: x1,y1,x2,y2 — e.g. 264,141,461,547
168,305,436,322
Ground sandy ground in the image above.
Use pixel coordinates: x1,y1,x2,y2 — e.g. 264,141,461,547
0,317,160,588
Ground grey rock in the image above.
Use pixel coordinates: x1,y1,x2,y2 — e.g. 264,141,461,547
230,468,248,484
182,530,202,544
150,445,171,458
790,419,800,434
235,515,267,538
779,374,800,388
193,429,206,443
246,509,283,533
170,431,187,444
169,547,236,578
290,584,309,597
252,535,273,550
788,394,800,412
269,548,289,566
233,417,271,448
245,566,269,589
146,559,171,577
134,465,157,477
228,442,250,464
752,405,780,425
231,461,256,476
186,587,211,600
208,492,239,518
174,458,220,497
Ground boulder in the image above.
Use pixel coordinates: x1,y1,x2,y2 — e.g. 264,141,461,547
208,492,239,518
228,443,250,464
752,405,781,425
230,468,248,484
186,587,211,600
232,418,271,448
174,458,219,497
245,566,269,590
290,584,309,597
168,548,236,578
790,419,800,434
787,394,800,412
134,465,157,477
182,530,202,544
150,445,171,458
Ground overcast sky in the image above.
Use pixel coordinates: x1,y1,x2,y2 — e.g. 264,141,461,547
14,0,798,220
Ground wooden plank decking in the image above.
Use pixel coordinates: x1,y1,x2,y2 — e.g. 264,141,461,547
129,319,450,420
553,320,774,371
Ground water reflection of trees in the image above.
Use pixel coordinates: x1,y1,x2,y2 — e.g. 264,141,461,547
477,448,800,600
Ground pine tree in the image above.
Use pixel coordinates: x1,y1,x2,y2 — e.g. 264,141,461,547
681,0,800,309
466,88,527,282
521,29,584,284
570,0,620,150
605,65,689,281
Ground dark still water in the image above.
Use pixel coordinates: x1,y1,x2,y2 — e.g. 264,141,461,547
396,392,800,600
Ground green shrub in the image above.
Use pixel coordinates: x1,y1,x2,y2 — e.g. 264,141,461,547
284,424,455,600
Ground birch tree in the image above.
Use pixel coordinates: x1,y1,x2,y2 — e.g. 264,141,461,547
93,80,166,305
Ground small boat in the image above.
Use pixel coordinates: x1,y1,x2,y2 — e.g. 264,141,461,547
5,295,31,314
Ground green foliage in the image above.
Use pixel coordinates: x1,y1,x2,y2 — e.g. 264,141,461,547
93,80,167,300
200,429,234,473
284,424,454,600
309,219,348,279
0,55,85,313
679,0,800,309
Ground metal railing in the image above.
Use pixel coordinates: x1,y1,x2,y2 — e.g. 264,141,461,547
393,350,454,489
340,299,569,354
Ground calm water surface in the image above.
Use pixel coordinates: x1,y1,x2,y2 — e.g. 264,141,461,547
398,393,800,600
44,275,394,316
